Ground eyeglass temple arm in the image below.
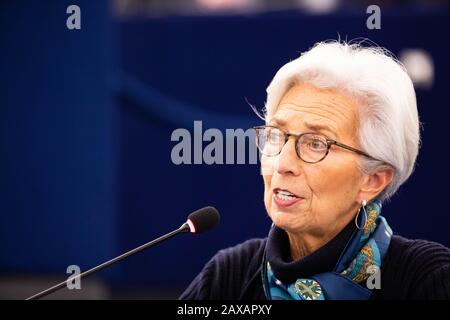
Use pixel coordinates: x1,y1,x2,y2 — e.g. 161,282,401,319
330,140,380,161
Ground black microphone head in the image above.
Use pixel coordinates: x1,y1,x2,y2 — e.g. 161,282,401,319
186,206,220,234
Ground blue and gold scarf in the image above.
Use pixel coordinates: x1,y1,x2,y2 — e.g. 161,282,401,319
262,199,392,300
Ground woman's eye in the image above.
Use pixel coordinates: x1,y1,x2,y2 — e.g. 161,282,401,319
309,139,326,150
268,132,281,144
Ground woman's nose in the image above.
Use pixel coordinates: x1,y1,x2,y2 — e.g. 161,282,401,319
275,137,302,176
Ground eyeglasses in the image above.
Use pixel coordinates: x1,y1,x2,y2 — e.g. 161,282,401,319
253,125,381,164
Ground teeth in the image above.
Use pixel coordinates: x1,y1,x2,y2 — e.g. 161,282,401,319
276,190,297,201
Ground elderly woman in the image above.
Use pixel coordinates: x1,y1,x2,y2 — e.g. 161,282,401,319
180,41,450,300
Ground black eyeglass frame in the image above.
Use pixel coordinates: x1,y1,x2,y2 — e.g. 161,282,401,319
253,125,381,164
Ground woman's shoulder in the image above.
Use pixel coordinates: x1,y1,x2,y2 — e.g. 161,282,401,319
388,234,450,268
206,237,267,284
214,238,267,263
376,235,450,299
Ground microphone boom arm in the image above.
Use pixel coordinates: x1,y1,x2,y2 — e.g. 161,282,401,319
26,223,190,300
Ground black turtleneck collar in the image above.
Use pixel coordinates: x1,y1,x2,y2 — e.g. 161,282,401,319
266,220,357,284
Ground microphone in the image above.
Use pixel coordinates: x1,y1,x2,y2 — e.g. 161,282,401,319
26,206,220,300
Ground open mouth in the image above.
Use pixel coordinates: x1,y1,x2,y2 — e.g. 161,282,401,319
273,188,302,207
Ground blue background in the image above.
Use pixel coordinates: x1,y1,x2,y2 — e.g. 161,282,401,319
1,1,449,297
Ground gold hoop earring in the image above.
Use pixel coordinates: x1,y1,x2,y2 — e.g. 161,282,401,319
355,200,368,230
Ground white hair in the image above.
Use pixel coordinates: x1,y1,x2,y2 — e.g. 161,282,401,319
263,40,420,202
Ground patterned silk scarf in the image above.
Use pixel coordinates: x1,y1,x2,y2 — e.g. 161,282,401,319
262,199,392,300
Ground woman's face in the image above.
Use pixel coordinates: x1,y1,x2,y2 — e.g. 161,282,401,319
262,82,365,240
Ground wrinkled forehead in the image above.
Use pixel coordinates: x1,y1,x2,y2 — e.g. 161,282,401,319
268,83,360,140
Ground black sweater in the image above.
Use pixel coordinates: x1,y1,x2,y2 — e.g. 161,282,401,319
180,223,450,300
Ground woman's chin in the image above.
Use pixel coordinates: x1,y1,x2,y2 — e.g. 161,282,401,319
269,209,305,232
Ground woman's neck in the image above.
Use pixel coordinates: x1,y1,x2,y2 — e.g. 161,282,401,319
287,233,329,261
287,221,351,261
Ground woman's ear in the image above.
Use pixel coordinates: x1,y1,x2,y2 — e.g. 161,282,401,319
358,167,394,202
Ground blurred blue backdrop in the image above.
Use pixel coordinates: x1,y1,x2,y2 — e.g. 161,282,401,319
1,0,449,298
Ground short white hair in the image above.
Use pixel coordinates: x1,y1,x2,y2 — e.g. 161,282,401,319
264,40,420,202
